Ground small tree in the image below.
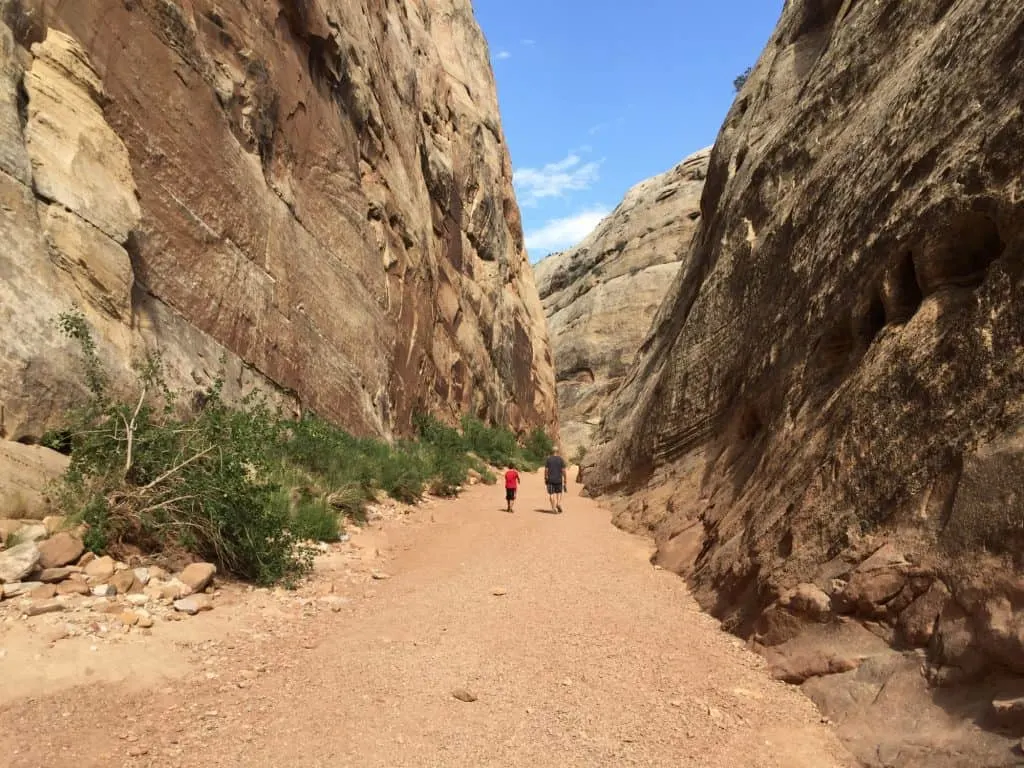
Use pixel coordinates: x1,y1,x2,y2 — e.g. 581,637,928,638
733,67,752,93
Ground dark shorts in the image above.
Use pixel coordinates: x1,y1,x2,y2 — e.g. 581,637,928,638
546,483,563,495
505,488,517,501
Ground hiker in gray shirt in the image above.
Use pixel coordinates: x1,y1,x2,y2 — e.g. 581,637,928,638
544,448,567,514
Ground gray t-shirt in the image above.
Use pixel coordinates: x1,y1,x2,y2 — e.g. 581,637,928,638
544,455,566,485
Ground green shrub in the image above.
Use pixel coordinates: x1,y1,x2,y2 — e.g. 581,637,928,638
53,310,308,585
48,311,557,585
461,415,517,466
571,445,588,466
734,67,752,93
522,427,555,467
287,492,342,543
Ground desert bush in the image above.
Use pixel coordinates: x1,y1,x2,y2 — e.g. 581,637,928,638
54,310,308,585
571,445,588,466
48,312,555,584
734,67,752,92
522,427,555,467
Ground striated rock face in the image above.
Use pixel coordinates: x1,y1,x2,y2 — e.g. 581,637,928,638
587,0,1024,697
0,0,556,442
535,149,709,457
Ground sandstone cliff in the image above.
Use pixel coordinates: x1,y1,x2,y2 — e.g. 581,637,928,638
586,0,1024,757
0,0,556,442
535,149,709,458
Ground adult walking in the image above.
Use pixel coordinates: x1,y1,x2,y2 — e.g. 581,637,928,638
544,447,568,514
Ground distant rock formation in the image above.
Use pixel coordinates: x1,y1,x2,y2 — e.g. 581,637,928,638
534,149,709,457
0,0,556,442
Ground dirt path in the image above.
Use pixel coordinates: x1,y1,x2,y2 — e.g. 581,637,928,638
0,473,854,767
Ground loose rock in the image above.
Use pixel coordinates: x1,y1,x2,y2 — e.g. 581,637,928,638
29,583,58,600
37,532,85,569
42,515,67,535
92,584,117,597
109,570,138,595
0,543,41,583
2,581,42,599
161,579,193,600
173,594,213,615
18,524,48,543
178,562,216,592
84,555,116,583
371,571,391,581
57,580,91,596
452,688,477,702
39,566,80,583
26,599,65,617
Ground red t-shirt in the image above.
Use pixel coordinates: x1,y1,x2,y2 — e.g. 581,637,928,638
504,469,520,489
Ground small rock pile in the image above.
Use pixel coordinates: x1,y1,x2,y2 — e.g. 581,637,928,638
0,517,220,633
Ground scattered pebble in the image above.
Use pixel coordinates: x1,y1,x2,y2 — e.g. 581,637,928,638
452,688,477,703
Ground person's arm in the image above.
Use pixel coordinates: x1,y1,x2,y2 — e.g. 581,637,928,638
562,464,568,492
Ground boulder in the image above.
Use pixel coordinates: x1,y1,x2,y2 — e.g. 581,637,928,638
42,515,67,535
896,580,951,648
178,562,216,593
0,542,41,583
0,442,69,520
0,519,24,545
28,583,57,600
25,600,64,617
38,566,81,583
767,650,862,685
16,524,48,543
173,594,213,615
56,580,91,596
2,581,42,598
778,583,833,621
834,570,907,617
108,570,138,595
84,555,116,583
37,532,85,569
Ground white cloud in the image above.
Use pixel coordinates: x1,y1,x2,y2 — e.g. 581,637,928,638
513,153,602,207
521,38,536,46
525,208,610,256
496,50,512,60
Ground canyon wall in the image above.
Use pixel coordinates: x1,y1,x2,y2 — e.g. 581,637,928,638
535,149,709,458
586,0,1024,722
0,0,557,442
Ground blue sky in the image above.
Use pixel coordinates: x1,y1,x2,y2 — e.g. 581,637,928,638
473,0,783,260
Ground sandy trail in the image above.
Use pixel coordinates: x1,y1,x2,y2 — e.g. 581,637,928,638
0,473,854,767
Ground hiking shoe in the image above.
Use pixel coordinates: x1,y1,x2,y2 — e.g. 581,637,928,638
556,504,563,514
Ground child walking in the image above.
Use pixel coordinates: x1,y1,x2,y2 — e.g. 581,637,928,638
504,464,521,513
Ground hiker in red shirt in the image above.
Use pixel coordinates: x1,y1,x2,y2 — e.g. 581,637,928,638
504,463,521,513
